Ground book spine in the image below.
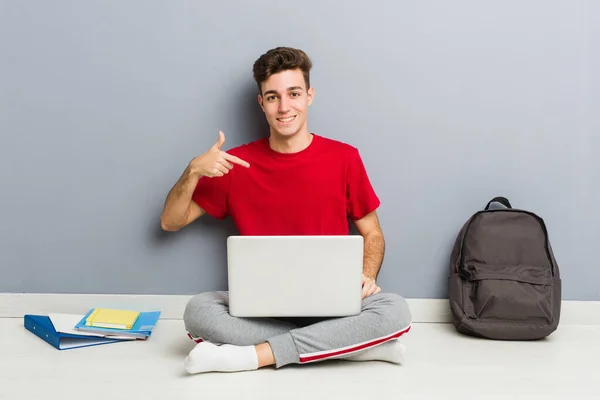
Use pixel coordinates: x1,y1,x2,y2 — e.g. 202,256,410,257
85,308,99,326
24,315,60,350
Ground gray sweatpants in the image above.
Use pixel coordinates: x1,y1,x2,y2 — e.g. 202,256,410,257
183,291,412,368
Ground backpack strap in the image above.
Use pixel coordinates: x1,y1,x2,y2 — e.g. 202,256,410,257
484,196,512,210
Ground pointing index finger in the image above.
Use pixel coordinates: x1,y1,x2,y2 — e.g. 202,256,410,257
222,152,250,168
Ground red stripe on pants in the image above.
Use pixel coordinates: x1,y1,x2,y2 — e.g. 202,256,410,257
299,325,411,363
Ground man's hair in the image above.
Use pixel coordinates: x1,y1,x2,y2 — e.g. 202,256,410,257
252,47,312,95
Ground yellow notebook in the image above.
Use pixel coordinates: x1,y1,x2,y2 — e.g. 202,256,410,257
85,308,140,330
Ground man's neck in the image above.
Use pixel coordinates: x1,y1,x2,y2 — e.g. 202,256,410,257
268,130,313,154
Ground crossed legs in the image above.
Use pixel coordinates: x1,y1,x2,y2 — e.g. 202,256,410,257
182,291,412,373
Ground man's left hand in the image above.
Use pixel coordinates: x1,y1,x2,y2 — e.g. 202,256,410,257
362,274,381,299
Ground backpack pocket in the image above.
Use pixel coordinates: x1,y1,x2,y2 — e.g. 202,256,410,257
459,264,554,324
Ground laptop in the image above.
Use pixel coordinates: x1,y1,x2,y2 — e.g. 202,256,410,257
227,235,364,317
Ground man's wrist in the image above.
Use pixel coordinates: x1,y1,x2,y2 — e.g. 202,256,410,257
185,165,203,180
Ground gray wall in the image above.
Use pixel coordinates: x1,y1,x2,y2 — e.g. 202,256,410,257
1,1,598,300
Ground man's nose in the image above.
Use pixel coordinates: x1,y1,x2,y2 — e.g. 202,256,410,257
278,97,290,113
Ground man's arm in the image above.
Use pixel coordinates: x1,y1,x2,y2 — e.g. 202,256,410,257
354,209,385,279
353,210,385,298
160,167,206,231
160,131,250,231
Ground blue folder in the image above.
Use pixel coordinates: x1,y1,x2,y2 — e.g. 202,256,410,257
24,314,126,350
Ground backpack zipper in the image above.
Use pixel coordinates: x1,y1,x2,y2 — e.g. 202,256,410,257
457,209,556,277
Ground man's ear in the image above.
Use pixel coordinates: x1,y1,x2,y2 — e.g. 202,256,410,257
307,87,315,106
257,94,265,111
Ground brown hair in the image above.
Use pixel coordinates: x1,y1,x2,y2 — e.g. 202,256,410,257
252,47,312,95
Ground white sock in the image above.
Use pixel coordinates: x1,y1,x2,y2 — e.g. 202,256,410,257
343,339,406,364
184,342,259,374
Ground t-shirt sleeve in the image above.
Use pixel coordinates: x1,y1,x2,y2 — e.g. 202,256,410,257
346,148,381,220
191,174,230,220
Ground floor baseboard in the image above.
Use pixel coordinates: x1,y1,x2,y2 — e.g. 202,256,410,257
1,293,598,325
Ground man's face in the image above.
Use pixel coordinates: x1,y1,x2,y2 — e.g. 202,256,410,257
258,68,314,138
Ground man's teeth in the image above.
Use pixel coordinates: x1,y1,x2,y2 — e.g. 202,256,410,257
278,116,295,122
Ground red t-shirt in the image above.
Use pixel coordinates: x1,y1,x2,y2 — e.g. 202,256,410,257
191,134,380,235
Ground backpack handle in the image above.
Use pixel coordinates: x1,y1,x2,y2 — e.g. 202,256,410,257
485,196,512,210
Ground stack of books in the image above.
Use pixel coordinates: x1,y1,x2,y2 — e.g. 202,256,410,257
74,308,161,339
24,307,161,350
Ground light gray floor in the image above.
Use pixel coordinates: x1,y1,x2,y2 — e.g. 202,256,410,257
1,318,598,400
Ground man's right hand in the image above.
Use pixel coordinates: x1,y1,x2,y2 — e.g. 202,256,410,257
189,131,250,178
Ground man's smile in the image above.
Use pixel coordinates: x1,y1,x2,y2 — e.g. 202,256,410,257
277,115,296,124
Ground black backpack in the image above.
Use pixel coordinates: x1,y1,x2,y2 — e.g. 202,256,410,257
448,197,561,340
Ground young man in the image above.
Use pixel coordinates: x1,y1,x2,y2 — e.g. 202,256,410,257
160,47,412,374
